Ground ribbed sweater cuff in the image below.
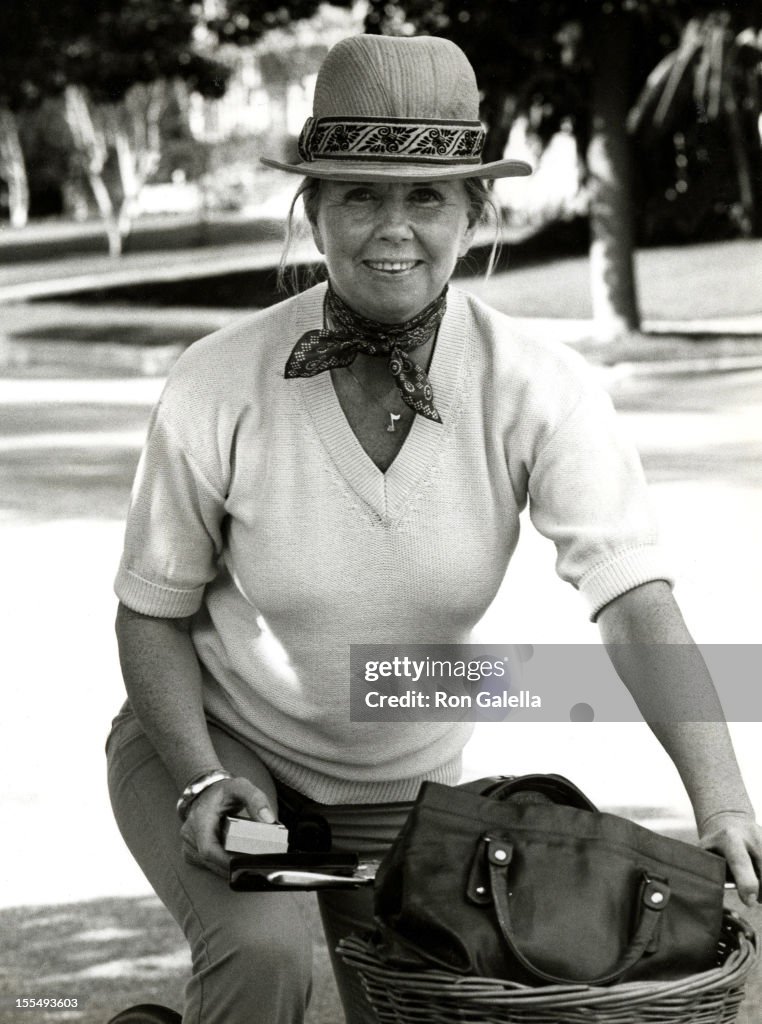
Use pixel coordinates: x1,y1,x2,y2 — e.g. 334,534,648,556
115,563,204,617
262,751,464,805
580,545,673,622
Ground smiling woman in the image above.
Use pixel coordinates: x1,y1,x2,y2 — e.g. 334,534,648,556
107,31,762,1024
298,176,477,463
279,171,497,294
311,179,476,323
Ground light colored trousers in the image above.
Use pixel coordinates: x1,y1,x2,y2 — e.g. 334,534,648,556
106,710,412,1024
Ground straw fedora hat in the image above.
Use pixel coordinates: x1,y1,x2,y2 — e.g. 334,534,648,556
260,34,532,182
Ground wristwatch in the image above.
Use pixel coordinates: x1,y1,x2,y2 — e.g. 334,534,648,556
176,769,233,822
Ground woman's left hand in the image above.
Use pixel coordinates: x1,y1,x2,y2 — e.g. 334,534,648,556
699,811,762,907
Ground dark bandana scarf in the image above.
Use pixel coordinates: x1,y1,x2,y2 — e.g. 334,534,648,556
284,285,447,423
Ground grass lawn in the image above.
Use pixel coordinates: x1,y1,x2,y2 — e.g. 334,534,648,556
2,237,761,385
4,237,760,385
0,895,334,1024
460,237,762,322
3,235,761,328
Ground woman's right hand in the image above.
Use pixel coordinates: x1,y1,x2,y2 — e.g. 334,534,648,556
180,776,277,877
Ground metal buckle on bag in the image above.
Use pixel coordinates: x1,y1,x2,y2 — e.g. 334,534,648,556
466,834,513,905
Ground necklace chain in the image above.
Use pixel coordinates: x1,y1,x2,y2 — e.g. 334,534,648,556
341,366,407,432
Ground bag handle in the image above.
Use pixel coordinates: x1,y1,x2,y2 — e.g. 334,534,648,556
463,774,597,812
485,836,671,985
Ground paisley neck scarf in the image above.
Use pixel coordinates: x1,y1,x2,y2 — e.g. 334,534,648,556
284,285,447,423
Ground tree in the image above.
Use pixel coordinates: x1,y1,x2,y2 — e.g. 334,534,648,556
58,0,231,254
0,0,229,249
363,0,760,344
203,0,354,46
0,3,78,226
62,78,206,255
629,12,762,239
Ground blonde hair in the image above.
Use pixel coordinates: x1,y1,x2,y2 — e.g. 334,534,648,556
277,176,501,294
277,179,323,294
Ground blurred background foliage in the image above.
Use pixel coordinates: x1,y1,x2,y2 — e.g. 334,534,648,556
366,0,762,241
0,0,760,337
364,0,762,336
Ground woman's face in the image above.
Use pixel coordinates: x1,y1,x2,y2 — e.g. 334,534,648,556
310,179,477,323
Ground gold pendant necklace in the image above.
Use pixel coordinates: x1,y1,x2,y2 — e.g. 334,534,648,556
343,367,406,432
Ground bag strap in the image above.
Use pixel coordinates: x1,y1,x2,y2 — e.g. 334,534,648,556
462,774,597,812
484,835,671,985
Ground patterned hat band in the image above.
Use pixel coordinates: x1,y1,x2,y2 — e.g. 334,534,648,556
297,116,486,166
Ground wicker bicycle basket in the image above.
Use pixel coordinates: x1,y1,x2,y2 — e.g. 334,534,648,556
338,911,758,1024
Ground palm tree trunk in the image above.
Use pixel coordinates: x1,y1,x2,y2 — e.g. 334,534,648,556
586,11,641,342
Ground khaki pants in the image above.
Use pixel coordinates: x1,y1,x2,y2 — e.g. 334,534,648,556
106,711,411,1024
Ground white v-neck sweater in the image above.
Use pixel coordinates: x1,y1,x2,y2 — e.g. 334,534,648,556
115,283,670,803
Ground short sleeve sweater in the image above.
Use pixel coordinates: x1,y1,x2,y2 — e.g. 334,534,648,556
115,283,671,803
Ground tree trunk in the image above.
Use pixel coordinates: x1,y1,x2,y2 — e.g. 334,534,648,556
0,105,30,228
90,177,123,257
112,84,163,245
586,11,641,343
64,85,123,257
268,80,291,162
113,127,140,243
723,74,756,237
481,89,517,164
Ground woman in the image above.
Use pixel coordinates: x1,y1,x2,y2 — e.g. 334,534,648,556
108,34,760,1024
